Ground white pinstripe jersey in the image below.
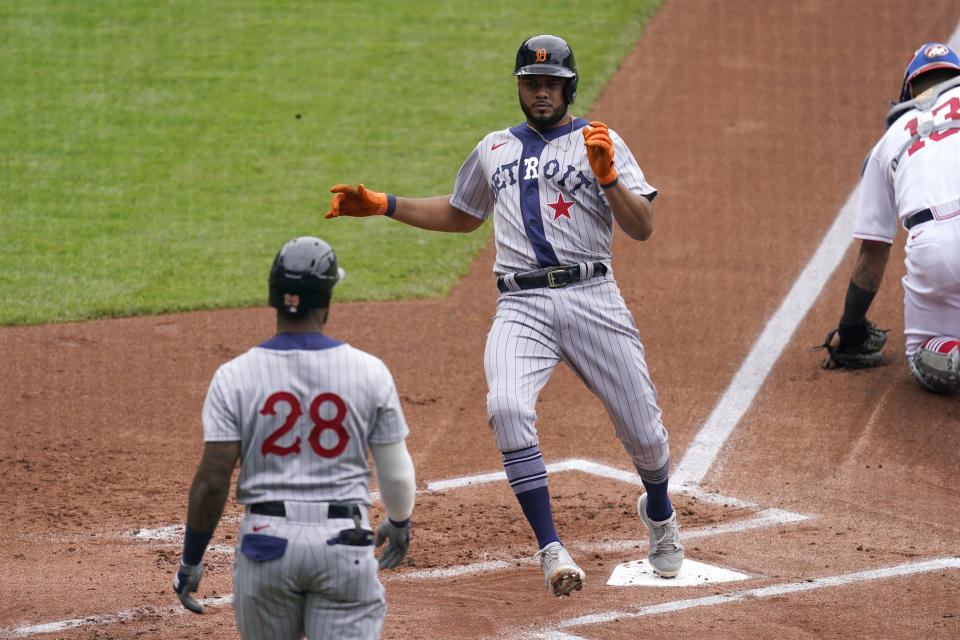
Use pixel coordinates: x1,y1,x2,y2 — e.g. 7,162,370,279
201,332,409,506
856,84,960,243
450,117,657,275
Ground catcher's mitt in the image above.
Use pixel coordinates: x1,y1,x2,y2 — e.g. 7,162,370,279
816,320,889,369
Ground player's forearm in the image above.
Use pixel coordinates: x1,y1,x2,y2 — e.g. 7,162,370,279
850,239,891,291
839,239,892,331
186,474,230,532
369,441,416,522
185,442,239,532
390,196,483,233
606,185,653,240
181,471,230,566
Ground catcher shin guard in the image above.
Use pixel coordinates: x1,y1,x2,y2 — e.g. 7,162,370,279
909,337,960,393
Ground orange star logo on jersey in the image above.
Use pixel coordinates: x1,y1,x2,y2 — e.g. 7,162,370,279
547,193,574,220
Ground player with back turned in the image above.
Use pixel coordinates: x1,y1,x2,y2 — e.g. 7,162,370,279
172,236,416,639
325,34,684,597
820,43,960,393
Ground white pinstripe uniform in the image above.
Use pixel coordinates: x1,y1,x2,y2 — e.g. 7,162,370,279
202,332,409,640
450,117,670,472
856,83,960,358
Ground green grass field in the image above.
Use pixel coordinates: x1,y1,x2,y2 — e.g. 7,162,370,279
1,1,661,326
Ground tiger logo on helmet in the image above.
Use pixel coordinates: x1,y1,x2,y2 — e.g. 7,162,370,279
513,34,579,104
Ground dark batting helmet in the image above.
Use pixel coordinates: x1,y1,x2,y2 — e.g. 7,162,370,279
898,42,960,102
513,34,579,104
268,236,344,315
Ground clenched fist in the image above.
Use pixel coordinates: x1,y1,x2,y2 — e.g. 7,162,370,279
582,121,618,187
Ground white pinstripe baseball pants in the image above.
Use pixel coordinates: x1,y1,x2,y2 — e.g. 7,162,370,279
483,276,670,471
232,503,385,640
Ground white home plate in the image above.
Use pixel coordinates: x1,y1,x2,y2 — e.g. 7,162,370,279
606,559,749,587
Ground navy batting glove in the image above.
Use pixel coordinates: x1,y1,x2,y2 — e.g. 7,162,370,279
375,518,411,569
173,561,205,614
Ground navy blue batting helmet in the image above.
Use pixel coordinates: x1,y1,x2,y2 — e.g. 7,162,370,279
268,236,344,315
899,42,960,102
513,34,579,104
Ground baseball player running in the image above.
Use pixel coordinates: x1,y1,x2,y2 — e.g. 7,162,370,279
173,236,417,639
821,43,960,393
325,34,683,596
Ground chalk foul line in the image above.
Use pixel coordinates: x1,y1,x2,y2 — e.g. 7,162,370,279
672,186,861,488
512,556,960,640
5,557,956,639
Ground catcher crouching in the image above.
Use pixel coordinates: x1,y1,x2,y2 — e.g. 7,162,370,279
819,42,960,393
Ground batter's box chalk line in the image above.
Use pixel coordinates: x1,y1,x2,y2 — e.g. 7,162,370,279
5,560,958,640
9,459,950,640
129,459,811,581
388,458,811,583
508,557,960,640
0,597,235,639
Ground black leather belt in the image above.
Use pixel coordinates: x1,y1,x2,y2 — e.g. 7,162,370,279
249,502,360,519
905,208,933,230
497,262,607,293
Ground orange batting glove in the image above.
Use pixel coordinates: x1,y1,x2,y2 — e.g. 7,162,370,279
582,121,618,188
325,184,396,218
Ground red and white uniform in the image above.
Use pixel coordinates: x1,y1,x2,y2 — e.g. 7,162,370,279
856,84,960,357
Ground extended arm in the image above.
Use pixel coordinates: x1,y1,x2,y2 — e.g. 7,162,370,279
325,185,483,233
391,195,484,233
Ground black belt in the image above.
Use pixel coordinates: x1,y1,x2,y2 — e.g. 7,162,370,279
249,502,360,519
905,208,933,230
497,262,607,293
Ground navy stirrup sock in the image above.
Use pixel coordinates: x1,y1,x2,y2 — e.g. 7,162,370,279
637,459,674,522
503,445,560,549
516,486,559,549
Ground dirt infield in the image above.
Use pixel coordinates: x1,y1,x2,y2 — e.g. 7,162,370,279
2,1,959,638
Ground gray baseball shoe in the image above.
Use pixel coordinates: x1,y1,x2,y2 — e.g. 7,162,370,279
637,493,684,577
534,541,585,597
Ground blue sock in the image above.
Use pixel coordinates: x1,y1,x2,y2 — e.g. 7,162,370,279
641,479,674,521
503,446,560,549
637,459,674,522
516,486,560,549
